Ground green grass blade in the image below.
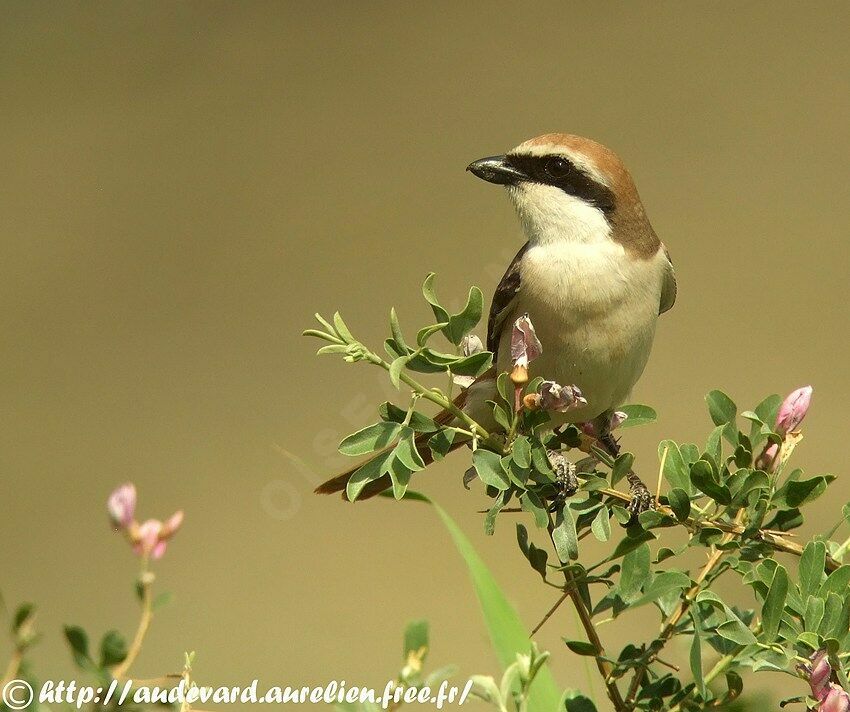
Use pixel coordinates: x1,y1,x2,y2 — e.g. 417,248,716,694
399,490,562,709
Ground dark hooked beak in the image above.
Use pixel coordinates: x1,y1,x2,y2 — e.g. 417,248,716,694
466,155,528,185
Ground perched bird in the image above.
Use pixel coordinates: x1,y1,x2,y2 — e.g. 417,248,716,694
316,133,676,500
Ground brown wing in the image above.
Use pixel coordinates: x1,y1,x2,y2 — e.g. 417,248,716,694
659,242,677,315
487,242,529,358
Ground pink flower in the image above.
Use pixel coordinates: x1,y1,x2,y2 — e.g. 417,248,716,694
754,441,780,473
134,519,165,559
809,650,833,701
108,482,184,560
510,314,542,369
132,510,183,560
821,685,850,712
107,483,137,529
538,381,587,412
775,386,813,436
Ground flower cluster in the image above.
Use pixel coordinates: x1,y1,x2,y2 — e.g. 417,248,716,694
508,314,586,413
800,651,850,712
755,385,813,472
107,483,184,560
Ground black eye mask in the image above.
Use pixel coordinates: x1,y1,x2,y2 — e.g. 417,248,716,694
504,154,616,214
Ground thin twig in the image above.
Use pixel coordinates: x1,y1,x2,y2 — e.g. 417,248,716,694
655,446,669,509
624,511,744,708
547,515,627,711
111,564,155,680
531,591,570,636
1,649,23,689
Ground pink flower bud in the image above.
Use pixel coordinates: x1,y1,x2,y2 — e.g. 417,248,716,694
510,314,542,368
538,381,587,412
821,685,850,712
809,650,833,701
107,483,137,529
161,510,184,539
775,385,813,436
755,441,780,473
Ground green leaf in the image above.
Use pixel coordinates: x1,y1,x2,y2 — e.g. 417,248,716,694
389,308,411,354
630,571,691,609
517,524,549,580
804,595,825,633
563,639,597,656
562,691,598,712
799,541,827,600
611,452,634,486
387,456,413,500
405,493,561,709
12,603,34,633
421,273,450,322
428,429,456,461
774,475,836,508
705,425,725,463
449,351,493,377
616,404,657,429
99,630,128,668
819,593,843,638
345,451,393,501
379,402,439,433
690,607,707,698
512,435,532,469
64,625,94,670
473,449,510,491
818,565,850,600
612,505,631,525
394,428,425,471
339,422,403,456
716,618,758,646
445,286,484,345
619,543,650,603
658,441,691,493
553,507,579,562
761,564,789,641
706,389,737,426
152,591,172,611
667,488,691,522
403,619,429,659
520,492,549,529
389,355,411,387
690,460,731,505
416,323,450,348
605,529,657,563
332,312,355,342
591,507,611,542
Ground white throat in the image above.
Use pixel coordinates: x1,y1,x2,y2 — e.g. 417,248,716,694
506,182,612,247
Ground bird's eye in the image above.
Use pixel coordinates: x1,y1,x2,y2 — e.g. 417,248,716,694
545,157,571,178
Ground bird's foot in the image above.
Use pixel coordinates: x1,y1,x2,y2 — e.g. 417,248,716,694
626,472,655,518
547,450,578,510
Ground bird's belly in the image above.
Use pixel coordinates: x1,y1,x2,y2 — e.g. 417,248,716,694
498,242,663,423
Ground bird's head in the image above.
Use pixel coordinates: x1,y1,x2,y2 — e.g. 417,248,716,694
467,133,653,251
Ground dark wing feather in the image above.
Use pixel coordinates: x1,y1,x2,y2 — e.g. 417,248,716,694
487,242,529,358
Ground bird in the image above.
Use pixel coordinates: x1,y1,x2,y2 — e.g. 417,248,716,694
316,133,676,500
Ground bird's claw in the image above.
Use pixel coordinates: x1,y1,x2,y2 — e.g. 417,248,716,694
548,450,577,510
626,474,655,518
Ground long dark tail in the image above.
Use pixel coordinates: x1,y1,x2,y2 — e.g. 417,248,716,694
314,430,468,500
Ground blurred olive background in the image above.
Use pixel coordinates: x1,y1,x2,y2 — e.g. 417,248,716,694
2,1,849,708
